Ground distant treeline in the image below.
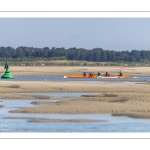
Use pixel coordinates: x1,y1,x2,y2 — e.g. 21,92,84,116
1,46,150,62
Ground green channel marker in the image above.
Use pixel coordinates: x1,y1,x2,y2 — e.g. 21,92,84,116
1,61,14,79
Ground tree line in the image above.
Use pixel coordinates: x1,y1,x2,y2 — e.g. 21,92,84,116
0,46,150,62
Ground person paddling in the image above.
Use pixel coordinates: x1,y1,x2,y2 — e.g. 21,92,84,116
98,72,100,76
105,72,108,77
119,71,122,76
89,72,93,78
83,72,86,76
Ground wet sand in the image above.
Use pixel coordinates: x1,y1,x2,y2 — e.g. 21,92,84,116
1,66,150,119
4,117,102,123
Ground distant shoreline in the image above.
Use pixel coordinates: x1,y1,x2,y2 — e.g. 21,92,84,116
0,60,150,67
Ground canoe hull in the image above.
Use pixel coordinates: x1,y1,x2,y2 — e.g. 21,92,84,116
64,75,98,78
64,75,134,79
100,75,134,78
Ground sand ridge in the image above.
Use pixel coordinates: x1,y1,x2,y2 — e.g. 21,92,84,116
4,116,103,123
1,66,150,77
9,91,150,116
1,66,150,119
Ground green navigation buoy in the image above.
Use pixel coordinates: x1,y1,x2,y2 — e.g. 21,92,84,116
1,61,14,79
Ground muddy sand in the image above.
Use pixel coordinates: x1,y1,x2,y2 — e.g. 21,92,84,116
1,66,150,119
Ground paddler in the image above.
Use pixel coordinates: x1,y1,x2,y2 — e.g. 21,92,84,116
83,72,86,76
119,71,122,76
105,72,108,77
97,72,100,76
89,72,93,78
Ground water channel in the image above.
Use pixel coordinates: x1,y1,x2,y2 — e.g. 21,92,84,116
0,75,150,82
0,92,150,132
1,76,150,132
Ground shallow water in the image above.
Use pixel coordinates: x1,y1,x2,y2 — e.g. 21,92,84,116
0,76,150,82
0,93,150,132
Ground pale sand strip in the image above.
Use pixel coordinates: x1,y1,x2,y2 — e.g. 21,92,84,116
4,117,102,123
0,80,149,94
112,113,150,119
1,66,150,76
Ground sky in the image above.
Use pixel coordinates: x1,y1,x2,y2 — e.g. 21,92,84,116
0,18,150,51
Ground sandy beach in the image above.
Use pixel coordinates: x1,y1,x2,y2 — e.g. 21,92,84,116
1,66,150,77
1,66,150,119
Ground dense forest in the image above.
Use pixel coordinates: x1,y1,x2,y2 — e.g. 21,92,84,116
0,46,150,63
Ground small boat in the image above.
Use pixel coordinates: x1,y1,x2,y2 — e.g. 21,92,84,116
64,75,98,78
100,75,134,78
64,75,134,78
117,75,134,78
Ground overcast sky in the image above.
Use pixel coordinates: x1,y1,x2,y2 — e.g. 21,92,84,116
0,18,150,51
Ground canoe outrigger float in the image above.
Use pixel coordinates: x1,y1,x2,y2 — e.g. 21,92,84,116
100,75,134,78
64,75,135,78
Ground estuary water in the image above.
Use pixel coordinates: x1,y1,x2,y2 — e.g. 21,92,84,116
0,76,150,82
0,93,150,132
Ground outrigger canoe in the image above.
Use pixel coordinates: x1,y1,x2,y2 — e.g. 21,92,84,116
64,75,98,78
100,75,134,78
64,75,134,78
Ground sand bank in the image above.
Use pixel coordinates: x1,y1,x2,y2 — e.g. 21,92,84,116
9,92,150,116
4,116,102,123
112,113,150,119
1,66,150,77
1,66,150,119
0,80,150,94
1,80,150,119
